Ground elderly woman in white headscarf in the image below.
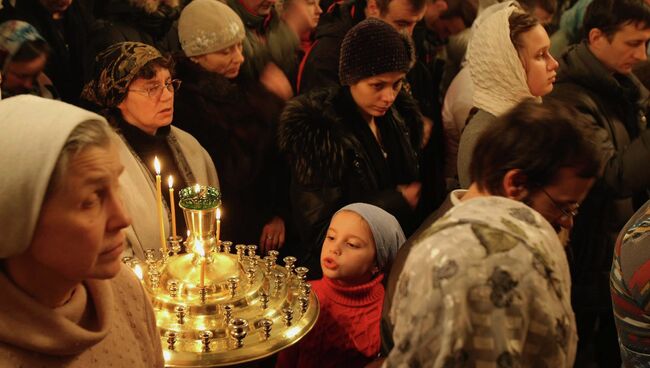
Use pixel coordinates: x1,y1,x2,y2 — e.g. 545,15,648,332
0,95,163,367
456,2,559,188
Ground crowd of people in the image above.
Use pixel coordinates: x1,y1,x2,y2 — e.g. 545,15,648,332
0,0,650,367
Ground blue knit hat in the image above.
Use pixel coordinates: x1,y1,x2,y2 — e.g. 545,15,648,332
335,203,406,271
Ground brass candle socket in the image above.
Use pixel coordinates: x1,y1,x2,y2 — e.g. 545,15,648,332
282,307,294,327
263,256,274,274
295,267,309,283
221,240,233,253
223,304,234,325
229,318,249,348
299,296,309,314
268,250,279,264
166,331,178,351
175,305,187,325
167,280,179,298
199,286,208,304
235,244,247,261
227,276,239,298
259,292,269,310
200,330,213,352
283,256,297,278
246,245,257,258
259,318,273,340
273,271,285,292
168,235,183,255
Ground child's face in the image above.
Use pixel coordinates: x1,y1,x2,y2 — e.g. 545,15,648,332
320,211,377,284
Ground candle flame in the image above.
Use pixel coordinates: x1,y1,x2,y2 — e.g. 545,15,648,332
134,264,143,280
168,175,173,188
187,230,190,237
194,239,205,257
194,183,200,193
153,157,161,175
217,208,221,220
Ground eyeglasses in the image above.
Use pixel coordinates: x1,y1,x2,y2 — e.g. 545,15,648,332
539,188,579,221
128,79,182,99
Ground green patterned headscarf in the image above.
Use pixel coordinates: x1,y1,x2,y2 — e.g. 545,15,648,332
81,42,163,108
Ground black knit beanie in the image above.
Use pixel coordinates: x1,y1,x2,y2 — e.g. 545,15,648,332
339,18,415,85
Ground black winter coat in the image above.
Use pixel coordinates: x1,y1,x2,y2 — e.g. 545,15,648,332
278,87,422,278
549,42,650,311
173,57,289,246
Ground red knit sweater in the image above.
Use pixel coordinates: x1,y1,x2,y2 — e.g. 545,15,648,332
276,274,384,368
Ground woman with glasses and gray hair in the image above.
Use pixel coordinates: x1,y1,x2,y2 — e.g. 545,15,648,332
82,41,219,260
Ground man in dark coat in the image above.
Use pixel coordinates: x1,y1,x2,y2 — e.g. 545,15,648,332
11,0,94,104
548,0,650,366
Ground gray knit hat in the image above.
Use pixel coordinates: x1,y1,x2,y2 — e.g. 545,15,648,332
178,0,246,57
336,203,406,271
339,18,415,85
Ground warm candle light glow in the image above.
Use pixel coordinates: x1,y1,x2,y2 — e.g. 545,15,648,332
168,175,173,188
134,264,143,280
216,208,221,246
194,183,200,193
154,157,161,175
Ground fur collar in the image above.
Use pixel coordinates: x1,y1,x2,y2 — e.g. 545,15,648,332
278,87,422,185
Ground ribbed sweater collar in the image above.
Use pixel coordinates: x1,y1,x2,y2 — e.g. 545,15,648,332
320,274,384,307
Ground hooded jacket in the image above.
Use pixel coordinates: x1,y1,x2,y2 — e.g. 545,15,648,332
549,42,650,310
278,86,421,277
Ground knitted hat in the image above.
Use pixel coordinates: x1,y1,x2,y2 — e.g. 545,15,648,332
339,18,414,85
0,20,45,73
0,95,110,258
178,0,246,57
336,203,406,271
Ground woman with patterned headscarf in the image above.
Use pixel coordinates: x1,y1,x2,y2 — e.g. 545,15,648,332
82,41,219,260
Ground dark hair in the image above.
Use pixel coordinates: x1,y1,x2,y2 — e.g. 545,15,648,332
133,55,175,81
9,39,50,63
469,99,601,195
442,0,478,27
518,0,557,17
376,0,426,16
509,9,540,52
583,0,650,40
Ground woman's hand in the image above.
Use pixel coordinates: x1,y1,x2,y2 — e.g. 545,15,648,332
397,181,422,209
259,216,286,253
260,63,294,101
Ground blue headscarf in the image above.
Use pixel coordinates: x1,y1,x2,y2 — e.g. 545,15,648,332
336,203,406,271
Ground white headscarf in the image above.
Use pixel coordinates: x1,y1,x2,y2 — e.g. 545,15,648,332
0,95,110,258
467,3,540,117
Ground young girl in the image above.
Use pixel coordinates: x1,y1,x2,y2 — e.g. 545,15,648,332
276,202,406,367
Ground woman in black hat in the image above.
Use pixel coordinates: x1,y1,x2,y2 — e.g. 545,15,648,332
278,18,423,279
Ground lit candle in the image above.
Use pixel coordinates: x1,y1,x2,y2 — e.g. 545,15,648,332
154,157,167,252
216,208,222,246
168,176,177,238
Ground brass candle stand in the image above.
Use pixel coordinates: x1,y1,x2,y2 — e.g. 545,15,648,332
124,186,319,367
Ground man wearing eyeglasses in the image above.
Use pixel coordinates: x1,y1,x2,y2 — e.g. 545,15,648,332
381,99,600,367
547,1,650,365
